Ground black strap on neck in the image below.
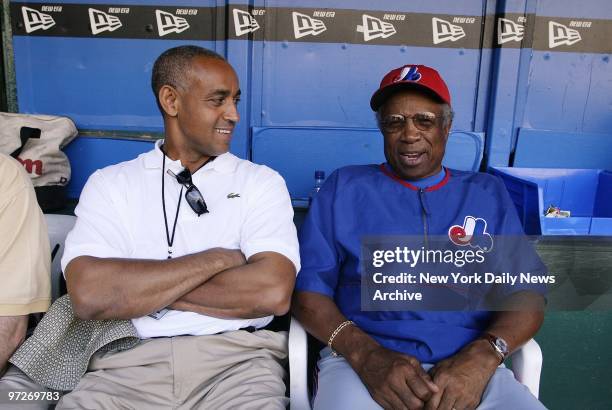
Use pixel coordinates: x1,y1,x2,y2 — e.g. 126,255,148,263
161,151,182,259
160,145,217,258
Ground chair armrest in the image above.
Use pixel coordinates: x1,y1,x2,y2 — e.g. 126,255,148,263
289,317,312,410
45,214,76,301
511,338,542,398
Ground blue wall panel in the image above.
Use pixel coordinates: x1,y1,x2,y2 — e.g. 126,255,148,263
255,44,481,130
482,0,612,167
514,129,612,169
522,52,612,134
7,0,612,197
493,0,612,168
483,0,532,167
249,1,490,195
13,38,188,131
10,1,254,196
64,137,155,198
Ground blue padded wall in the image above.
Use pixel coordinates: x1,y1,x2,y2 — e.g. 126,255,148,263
10,0,252,196
13,38,191,132
248,0,492,198
6,0,612,199
501,0,612,167
64,137,155,198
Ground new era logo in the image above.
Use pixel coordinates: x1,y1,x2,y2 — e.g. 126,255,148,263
356,14,396,42
548,21,581,48
155,10,190,37
432,17,466,44
292,12,326,39
89,8,122,35
233,9,260,36
21,7,55,34
497,18,524,44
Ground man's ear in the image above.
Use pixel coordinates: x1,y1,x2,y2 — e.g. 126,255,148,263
159,85,179,117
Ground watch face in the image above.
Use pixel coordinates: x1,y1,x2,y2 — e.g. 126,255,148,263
495,337,509,355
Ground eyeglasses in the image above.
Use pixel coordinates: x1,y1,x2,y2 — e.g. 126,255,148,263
378,113,445,133
167,168,209,216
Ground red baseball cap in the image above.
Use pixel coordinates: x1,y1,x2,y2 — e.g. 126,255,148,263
370,64,451,111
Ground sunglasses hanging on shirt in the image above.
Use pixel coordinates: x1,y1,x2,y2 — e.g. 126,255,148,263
166,168,209,216
160,149,214,261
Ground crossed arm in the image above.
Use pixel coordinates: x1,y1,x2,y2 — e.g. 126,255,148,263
292,290,544,410
66,248,295,321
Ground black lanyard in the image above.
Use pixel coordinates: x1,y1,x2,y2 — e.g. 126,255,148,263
160,148,215,258
161,152,182,259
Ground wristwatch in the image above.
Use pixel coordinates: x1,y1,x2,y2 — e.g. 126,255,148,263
482,333,509,364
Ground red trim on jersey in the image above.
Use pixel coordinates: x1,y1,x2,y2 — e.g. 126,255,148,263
379,164,451,191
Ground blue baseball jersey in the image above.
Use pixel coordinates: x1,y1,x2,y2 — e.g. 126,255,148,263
295,164,546,363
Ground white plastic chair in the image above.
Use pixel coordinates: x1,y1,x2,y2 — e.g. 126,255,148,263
289,317,311,409
289,317,542,410
45,214,76,301
511,338,543,398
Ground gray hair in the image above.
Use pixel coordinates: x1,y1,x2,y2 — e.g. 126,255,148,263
441,104,454,127
151,45,225,114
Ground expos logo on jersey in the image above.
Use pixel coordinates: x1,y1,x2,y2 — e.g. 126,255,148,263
448,216,493,252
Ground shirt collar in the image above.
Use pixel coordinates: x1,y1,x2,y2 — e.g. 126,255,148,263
143,139,238,174
404,168,446,189
379,163,451,191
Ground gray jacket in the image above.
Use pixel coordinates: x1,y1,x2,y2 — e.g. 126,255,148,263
10,294,139,391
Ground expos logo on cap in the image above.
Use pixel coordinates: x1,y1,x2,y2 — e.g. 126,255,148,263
370,64,451,111
448,216,493,252
396,66,422,82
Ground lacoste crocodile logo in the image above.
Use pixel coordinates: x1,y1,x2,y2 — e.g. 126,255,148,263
227,193,240,199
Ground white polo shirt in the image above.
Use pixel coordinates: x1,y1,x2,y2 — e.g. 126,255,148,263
62,140,300,339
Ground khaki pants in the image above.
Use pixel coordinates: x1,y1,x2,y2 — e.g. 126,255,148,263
57,330,288,410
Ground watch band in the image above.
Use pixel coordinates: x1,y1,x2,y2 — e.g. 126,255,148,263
482,332,509,364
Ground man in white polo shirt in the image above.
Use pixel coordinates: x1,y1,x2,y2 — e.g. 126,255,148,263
58,45,300,409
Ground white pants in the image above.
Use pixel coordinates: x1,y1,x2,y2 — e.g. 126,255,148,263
313,348,547,410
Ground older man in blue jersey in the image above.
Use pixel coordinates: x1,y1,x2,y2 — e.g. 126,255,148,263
292,65,547,410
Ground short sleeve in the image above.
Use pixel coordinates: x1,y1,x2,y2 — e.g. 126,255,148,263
61,170,132,272
239,169,300,273
0,158,51,315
